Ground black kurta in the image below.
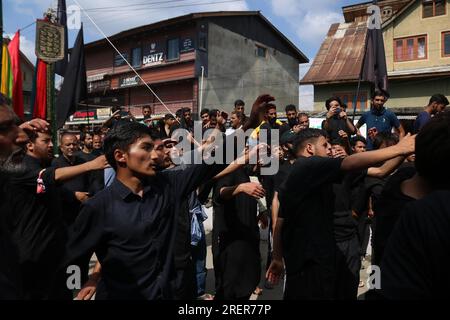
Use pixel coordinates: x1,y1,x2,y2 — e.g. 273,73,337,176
213,167,261,300
279,156,344,300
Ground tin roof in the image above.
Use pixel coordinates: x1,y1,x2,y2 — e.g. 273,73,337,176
301,21,368,85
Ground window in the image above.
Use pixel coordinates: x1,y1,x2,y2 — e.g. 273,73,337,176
256,45,267,58
394,35,427,62
131,47,142,68
114,52,128,67
333,92,368,111
167,38,180,60
198,32,207,51
423,0,446,18
443,31,450,57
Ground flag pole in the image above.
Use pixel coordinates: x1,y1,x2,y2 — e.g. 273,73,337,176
0,0,4,89
352,77,362,123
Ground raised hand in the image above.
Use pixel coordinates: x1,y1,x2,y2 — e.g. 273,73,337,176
244,94,275,130
19,118,49,132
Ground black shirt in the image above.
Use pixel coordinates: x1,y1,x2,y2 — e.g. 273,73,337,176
372,166,416,266
3,155,67,298
332,172,364,242
0,173,22,299
52,155,90,193
380,191,450,299
279,156,343,278
63,163,224,300
76,150,96,163
322,117,354,141
214,167,260,245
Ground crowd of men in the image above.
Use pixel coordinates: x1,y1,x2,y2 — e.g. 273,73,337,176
0,90,449,300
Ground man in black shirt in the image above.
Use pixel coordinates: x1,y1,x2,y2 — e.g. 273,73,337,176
77,131,96,162
214,167,264,300
62,94,274,300
266,128,415,300
380,191,450,299
322,97,357,142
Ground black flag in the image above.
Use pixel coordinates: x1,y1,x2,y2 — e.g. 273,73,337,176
361,0,389,94
56,25,87,129
55,0,68,76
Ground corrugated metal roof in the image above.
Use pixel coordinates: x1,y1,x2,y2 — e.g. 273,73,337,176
301,21,367,85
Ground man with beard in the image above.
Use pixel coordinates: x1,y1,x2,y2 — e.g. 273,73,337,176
77,131,96,162
0,95,107,299
61,94,274,300
280,105,299,137
266,128,415,300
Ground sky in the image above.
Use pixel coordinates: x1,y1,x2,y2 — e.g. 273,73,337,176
3,0,364,109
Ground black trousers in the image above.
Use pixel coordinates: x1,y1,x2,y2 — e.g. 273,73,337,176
334,237,361,300
172,260,196,300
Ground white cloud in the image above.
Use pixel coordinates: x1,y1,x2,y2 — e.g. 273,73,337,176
269,0,343,48
72,0,249,39
5,33,36,65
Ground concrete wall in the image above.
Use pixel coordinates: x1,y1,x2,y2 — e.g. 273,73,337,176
313,77,450,113
313,83,372,113
384,0,450,72
202,22,299,114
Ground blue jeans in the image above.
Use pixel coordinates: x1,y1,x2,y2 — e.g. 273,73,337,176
191,223,207,296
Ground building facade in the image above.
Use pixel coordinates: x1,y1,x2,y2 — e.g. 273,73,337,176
84,11,308,119
302,0,450,115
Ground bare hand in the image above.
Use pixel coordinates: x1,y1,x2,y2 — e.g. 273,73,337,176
239,182,265,199
245,94,275,130
88,155,109,171
20,118,49,132
396,133,416,156
76,275,99,300
75,192,90,202
266,259,284,285
368,127,378,140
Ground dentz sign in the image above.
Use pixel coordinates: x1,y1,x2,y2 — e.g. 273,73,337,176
143,53,164,66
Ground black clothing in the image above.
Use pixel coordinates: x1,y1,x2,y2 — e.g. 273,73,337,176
63,162,225,300
279,156,344,300
322,117,355,141
380,191,450,299
3,155,67,299
0,173,22,299
372,166,416,266
334,237,361,300
213,168,261,300
51,155,89,194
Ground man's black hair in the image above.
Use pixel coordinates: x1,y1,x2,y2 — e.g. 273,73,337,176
27,128,53,143
285,104,297,113
104,122,152,170
293,128,327,154
325,96,343,111
164,113,175,121
112,106,121,113
371,89,390,100
298,112,309,118
209,109,220,118
330,138,347,147
372,132,399,150
429,94,449,106
350,135,367,147
415,111,450,189
200,109,210,116
234,99,245,107
175,108,184,118
80,131,92,143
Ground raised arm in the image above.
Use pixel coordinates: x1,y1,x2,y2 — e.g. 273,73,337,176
341,134,415,172
55,156,109,182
